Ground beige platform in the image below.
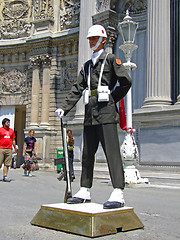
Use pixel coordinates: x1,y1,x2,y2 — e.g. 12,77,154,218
31,203,144,237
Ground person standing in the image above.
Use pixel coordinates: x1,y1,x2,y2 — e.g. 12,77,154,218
22,130,39,176
67,129,75,180
56,25,132,209
0,118,16,182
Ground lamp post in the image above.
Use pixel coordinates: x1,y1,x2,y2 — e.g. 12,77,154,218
118,10,148,184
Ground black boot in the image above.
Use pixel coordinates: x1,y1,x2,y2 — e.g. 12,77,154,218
103,201,124,209
67,197,91,204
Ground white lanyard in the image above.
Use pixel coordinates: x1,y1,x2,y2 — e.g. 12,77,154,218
86,53,109,90
98,53,109,87
87,64,91,90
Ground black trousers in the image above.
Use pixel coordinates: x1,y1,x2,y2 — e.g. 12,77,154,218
80,124,125,189
68,150,74,176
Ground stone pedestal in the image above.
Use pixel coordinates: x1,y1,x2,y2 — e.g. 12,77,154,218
31,203,144,237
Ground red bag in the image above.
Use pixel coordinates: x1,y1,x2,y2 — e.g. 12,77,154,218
119,98,127,130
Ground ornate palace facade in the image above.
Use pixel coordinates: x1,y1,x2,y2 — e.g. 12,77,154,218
0,0,179,167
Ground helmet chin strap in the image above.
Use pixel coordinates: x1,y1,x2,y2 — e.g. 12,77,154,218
91,37,103,51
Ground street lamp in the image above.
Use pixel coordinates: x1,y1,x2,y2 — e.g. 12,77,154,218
118,10,148,184
118,10,138,132
118,10,138,71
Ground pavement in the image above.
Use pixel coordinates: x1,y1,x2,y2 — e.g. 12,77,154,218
0,164,180,240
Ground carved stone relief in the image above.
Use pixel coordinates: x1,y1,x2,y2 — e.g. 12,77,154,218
0,69,27,94
96,0,147,14
34,0,54,20
96,0,118,13
60,0,80,30
30,54,51,67
41,54,52,66
0,0,32,39
59,60,77,89
30,55,42,67
96,0,110,12
0,68,5,74
120,0,147,14
2,1,30,20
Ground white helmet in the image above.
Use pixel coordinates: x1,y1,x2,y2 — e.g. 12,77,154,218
87,25,107,39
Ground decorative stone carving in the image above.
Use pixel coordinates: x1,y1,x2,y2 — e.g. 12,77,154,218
30,55,42,67
0,69,27,93
0,68,5,74
60,0,80,30
0,20,31,39
34,0,54,20
0,0,32,39
96,0,118,13
96,0,147,14
59,60,77,89
2,1,30,20
41,54,52,66
96,0,110,12
121,0,147,14
30,54,52,67
105,26,118,51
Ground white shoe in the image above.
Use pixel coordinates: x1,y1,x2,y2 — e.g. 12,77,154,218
73,187,91,200
28,173,32,177
108,188,125,204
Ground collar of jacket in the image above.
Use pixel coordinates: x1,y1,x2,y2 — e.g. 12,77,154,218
90,50,108,66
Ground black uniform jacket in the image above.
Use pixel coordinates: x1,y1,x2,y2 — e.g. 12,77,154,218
61,51,132,126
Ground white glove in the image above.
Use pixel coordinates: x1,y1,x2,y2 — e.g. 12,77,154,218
55,108,64,118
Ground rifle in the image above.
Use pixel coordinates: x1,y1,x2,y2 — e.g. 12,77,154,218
54,118,72,203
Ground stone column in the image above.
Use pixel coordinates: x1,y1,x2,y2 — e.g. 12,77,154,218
54,0,60,32
40,55,51,128
175,0,180,104
0,68,4,93
30,56,41,127
179,6,180,102
105,27,117,54
74,0,96,120
143,0,172,107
